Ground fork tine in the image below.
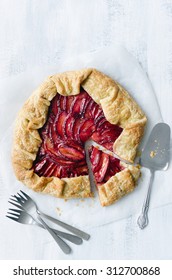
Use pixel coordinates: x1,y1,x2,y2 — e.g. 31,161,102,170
17,192,27,201
7,212,19,219
20,190,29,200
8,200,23,210
13,195,21,203
8,208,22,214
9,197,19,203
6,215,19,222
14,194,25,204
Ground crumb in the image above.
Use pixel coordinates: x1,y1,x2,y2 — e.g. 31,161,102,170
56,207,62,216
89,197,95,207
80,199,85,203
64,199,68,202
150,150,156,158
76,203,79,207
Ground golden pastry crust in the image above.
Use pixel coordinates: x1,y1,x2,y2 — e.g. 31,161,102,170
82,70,147,162
97,164,140,207
12,68,146,202
12,69,93,199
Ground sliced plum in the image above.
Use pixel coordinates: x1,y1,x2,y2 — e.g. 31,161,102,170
75,165,88,175
51,95,60,115
55,111,68,138
66,95,75,113
65,115,75,139
59,95,67,111
94,153,109,183
43,162,57,177
59,145,84,161
89,146,101,172
72,94,87,116
33,90,123,180
84,99,95,118
49,122,60,144
89,146,123,184
79,119,95,142
72,117,85,142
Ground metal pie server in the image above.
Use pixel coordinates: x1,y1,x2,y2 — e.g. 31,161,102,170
137,123,171,229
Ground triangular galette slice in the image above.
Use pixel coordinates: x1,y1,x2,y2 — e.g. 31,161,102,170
89,146,140,206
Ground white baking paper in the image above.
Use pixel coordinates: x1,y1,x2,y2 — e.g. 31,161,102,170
0,45,171,228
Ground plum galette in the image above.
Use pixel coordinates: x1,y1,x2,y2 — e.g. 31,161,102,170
12,68,147,206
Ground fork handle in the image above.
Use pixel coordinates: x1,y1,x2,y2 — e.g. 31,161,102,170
52,229,82,245
39,211,90,240
37,215,71,254
137,169,155,229
37,223,83,245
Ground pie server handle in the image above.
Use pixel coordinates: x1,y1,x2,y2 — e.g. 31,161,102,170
39,211,90,240
137,169,155,229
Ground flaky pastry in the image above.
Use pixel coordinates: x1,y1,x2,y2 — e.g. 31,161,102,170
12,68,147,206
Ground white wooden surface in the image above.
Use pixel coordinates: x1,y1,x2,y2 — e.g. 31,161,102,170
0,0,172,260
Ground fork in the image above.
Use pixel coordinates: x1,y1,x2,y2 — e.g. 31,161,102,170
9,190,90,240
8,197,72,254
6,208,82,245
6,209,71,254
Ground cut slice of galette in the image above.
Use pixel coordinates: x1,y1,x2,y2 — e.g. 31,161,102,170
12,68,147,206
89,146,140,206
